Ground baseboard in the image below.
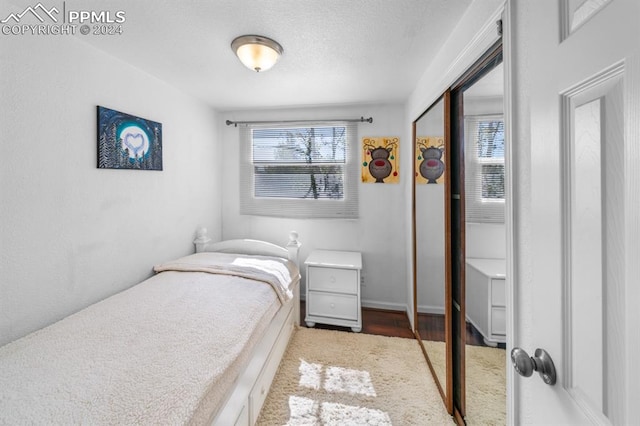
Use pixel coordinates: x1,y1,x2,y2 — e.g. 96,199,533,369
417,305,446,315
361,299,408,314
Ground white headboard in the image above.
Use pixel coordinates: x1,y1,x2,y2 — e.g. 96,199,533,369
193,228,302,266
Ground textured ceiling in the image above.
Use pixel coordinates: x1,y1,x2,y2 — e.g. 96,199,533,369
77,0,473,110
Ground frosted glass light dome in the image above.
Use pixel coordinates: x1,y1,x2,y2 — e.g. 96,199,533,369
231,35,283,72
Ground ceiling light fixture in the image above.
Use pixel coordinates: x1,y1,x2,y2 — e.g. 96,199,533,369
231,35,283,73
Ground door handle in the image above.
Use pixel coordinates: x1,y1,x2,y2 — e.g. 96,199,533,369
511,347,557,385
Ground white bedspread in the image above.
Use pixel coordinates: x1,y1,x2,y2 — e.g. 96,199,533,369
0,252,299,425
153,252,298,303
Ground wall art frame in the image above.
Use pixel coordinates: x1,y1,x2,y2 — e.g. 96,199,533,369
361,136,400,183
97,106,163,170
415,136,445,184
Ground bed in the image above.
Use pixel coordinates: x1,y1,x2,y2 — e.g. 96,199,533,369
0,229,301,426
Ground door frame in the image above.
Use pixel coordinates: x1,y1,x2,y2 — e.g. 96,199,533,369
502,3,516,423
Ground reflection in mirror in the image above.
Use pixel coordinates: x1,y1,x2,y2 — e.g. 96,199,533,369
413,96,449,404
462,61,507,424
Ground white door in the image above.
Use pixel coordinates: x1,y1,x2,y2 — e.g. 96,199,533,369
507,0,639,424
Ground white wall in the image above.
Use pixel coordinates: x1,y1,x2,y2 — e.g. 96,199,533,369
466,223,506,259
0,35,222,346
221,103,409,313
415,184,447,313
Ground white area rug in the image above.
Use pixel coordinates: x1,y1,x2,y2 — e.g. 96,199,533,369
423,340,506,425
464,344,506,425
257,327,454,425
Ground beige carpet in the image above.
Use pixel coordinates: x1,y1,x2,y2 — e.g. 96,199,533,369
423,340,506,425
257,327,454,425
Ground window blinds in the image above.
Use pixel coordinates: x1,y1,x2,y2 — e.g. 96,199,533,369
239,122,359,218
464,115,505,223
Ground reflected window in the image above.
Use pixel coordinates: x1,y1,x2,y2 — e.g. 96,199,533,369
465,115,505,223
475,118,505,200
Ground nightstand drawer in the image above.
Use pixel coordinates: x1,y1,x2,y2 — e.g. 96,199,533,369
307,291,358,321
491,278,506,306
491,307,506,335
308,266,358,294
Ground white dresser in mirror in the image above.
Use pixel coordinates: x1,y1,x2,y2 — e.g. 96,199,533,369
465,258,506,346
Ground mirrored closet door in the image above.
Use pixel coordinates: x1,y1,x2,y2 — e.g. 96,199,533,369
459,56,507,424
412,93,452,413
413,40,506,425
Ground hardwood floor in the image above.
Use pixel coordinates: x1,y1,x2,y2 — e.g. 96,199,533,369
299,302,494,347
417,312,489,347
299,301,414,339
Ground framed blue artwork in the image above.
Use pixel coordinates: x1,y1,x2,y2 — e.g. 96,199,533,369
97,106,162,170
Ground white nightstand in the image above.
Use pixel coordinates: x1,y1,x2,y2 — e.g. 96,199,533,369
465,258,506,347
304,249,363,332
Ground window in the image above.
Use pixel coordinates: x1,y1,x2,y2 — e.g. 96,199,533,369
240,122,359,218
465,115,505,223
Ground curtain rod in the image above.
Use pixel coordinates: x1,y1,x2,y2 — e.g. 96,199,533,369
225,116,373,127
